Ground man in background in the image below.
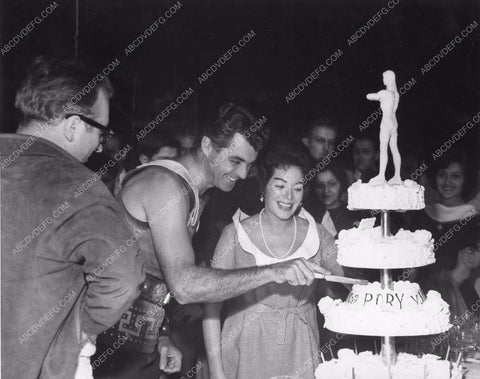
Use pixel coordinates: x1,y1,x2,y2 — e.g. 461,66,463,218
301,117,340,236
350,133,379,183
301,117,338,161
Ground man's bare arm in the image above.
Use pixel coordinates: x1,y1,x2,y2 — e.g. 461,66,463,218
142,174,329,304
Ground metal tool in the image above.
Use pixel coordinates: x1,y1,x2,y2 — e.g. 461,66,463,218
314,274,368,285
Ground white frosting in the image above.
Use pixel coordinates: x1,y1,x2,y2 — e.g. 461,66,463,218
337,222,435,269
317,173,457,378
315,349,463,379
348,179,425,210
345,281,426,311
318,281,451,336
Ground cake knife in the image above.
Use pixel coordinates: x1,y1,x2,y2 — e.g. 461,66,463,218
314,274,368,285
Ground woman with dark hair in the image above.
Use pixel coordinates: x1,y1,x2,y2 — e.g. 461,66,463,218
410,150,480,320
203,144,343,379
311,162,360,236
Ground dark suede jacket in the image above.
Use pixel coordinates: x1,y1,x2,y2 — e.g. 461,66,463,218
1,134,144,379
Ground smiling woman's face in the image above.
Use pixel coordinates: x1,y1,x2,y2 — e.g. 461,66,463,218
436,162,465,206
264,165,304,220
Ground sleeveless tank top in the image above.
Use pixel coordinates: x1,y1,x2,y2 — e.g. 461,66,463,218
97,160,200,353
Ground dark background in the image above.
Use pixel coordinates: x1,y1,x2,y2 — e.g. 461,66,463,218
1,0,479,155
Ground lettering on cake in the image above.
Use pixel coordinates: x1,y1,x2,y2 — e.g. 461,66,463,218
348,291,408,309
395,293,404,309
409,292,426,305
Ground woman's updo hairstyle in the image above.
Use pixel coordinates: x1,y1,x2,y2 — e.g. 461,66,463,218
257,142,310,191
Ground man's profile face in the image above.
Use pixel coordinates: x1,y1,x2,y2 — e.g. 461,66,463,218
303,125,336,161
79,89,110,162
207,132,257,192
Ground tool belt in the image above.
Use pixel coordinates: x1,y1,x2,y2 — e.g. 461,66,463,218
97,274,169,353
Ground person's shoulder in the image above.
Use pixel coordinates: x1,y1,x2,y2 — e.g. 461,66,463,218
239,212,258,225
124,165,187,198
238,212,264,236
43,152,116,202
222,221,237,236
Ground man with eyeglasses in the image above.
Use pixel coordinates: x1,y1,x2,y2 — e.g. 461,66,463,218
64,113,114,147
0,56,144,379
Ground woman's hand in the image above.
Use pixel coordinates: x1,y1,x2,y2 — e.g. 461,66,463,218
452,247,479,285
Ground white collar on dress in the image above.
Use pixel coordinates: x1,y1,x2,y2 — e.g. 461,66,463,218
425,203,477,223
231,207,320,266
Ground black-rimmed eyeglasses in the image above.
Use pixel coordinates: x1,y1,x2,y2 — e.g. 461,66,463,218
65,113,113,144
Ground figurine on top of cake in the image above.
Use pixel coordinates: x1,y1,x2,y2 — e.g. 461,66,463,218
367,70,402,185
316,70,461,379
348,71,425,211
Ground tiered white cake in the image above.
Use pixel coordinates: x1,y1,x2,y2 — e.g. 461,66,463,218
348,179,425,210
319,281,450,336
315,349,463,379
316,182,456,379
337,218,435,269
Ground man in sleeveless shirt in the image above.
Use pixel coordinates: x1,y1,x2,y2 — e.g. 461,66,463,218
94,103,331,378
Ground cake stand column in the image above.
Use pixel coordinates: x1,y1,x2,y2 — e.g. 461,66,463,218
380,211,393,291
380,210,397,368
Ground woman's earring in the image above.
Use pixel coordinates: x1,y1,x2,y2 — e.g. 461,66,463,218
260,194,264,202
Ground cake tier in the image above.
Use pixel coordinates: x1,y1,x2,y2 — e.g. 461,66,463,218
347,179,425,210
337,222,434,269
315,349,462,379
318,281,451,336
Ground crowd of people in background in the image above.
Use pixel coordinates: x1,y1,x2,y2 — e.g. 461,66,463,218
1,55,479,379
83,95,480,375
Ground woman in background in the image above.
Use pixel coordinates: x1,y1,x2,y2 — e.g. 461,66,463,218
313,163,361,235
410,150,480,319
203,144,343,379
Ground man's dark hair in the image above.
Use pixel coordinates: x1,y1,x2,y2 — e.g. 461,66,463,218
15,55,113,126
198,103,269,152
353,131,379,151
303,116,339,138
138,129,180,159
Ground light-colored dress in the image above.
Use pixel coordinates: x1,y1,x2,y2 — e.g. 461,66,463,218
212,208,339,379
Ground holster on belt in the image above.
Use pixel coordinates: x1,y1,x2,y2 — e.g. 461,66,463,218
97,274,168,353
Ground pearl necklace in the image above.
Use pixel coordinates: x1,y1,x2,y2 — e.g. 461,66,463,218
259,208,297,259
